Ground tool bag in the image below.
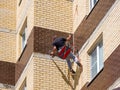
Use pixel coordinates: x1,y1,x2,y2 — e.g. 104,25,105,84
58,45,71,59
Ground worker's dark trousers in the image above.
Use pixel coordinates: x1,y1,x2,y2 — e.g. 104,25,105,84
65,52,79,70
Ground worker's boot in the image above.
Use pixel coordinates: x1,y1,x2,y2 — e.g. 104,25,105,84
70,69,76,75
76,61,82,67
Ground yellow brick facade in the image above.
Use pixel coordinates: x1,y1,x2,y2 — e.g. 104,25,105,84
0,0,16,30
75,0,120,89
15,0,74,90
0,0,16,63
102,0,120,60
33,53,72,90
0,31,16,62
34,0,73,33
1,0,120,90
73,0,89,31
15,53,74,90
16,0,73,58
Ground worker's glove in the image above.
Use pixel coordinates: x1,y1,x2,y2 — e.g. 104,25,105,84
50,51,55,58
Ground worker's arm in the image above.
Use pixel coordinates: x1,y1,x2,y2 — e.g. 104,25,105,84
66,34,72,41
50,46,57,57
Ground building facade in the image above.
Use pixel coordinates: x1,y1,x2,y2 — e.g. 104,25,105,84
0,0,120,90
73,0,120,90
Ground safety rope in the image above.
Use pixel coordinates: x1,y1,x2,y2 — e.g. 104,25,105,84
49,56,74,89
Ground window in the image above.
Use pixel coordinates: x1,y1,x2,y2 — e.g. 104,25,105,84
90,0,98,10
21,27,27,50
19,78,27,90
19,18,27,51
90,41,103,80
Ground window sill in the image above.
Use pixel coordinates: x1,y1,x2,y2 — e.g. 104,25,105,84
86,0,99,20
18,44,27,61
87,68,104,87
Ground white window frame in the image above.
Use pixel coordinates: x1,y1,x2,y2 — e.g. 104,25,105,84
90,41,103,80
90,0,98,11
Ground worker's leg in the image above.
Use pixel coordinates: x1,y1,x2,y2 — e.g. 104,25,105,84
68,52,81,67
66,55,75,74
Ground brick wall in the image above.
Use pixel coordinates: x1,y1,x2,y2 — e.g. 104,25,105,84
16,0,34,35
15,29,34,83
73,0,120,89
15,26,73,86
33,55,73,90
0,61,15,85
0,0,17,63
0,32,16,63
0,0,16,30
0,0,16,88
81,44,120,90
34,0,73,33
74,0,116,53
15,56,34,90
73,0,87,31
102,0,120,60
16,0,73,60
34,26,73,54
16,0,34,59
33,26,74,89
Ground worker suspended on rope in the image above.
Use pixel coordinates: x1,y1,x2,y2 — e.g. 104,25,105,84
50,34,81,74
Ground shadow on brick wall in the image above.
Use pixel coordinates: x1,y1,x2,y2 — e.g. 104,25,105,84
74,65,83,89
51,59,74,90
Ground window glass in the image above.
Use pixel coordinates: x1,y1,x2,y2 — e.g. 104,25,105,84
22,30,25,49
91,48,97,79
90,0,98,10
20,18,27,51
99,42,103,70
22,27,27,50
90,41,103,79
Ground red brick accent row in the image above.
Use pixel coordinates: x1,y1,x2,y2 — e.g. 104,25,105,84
0,61,15,85
81,44,120,90
34,26,73,54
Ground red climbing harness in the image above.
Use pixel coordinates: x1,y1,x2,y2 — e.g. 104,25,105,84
58,45,71,59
